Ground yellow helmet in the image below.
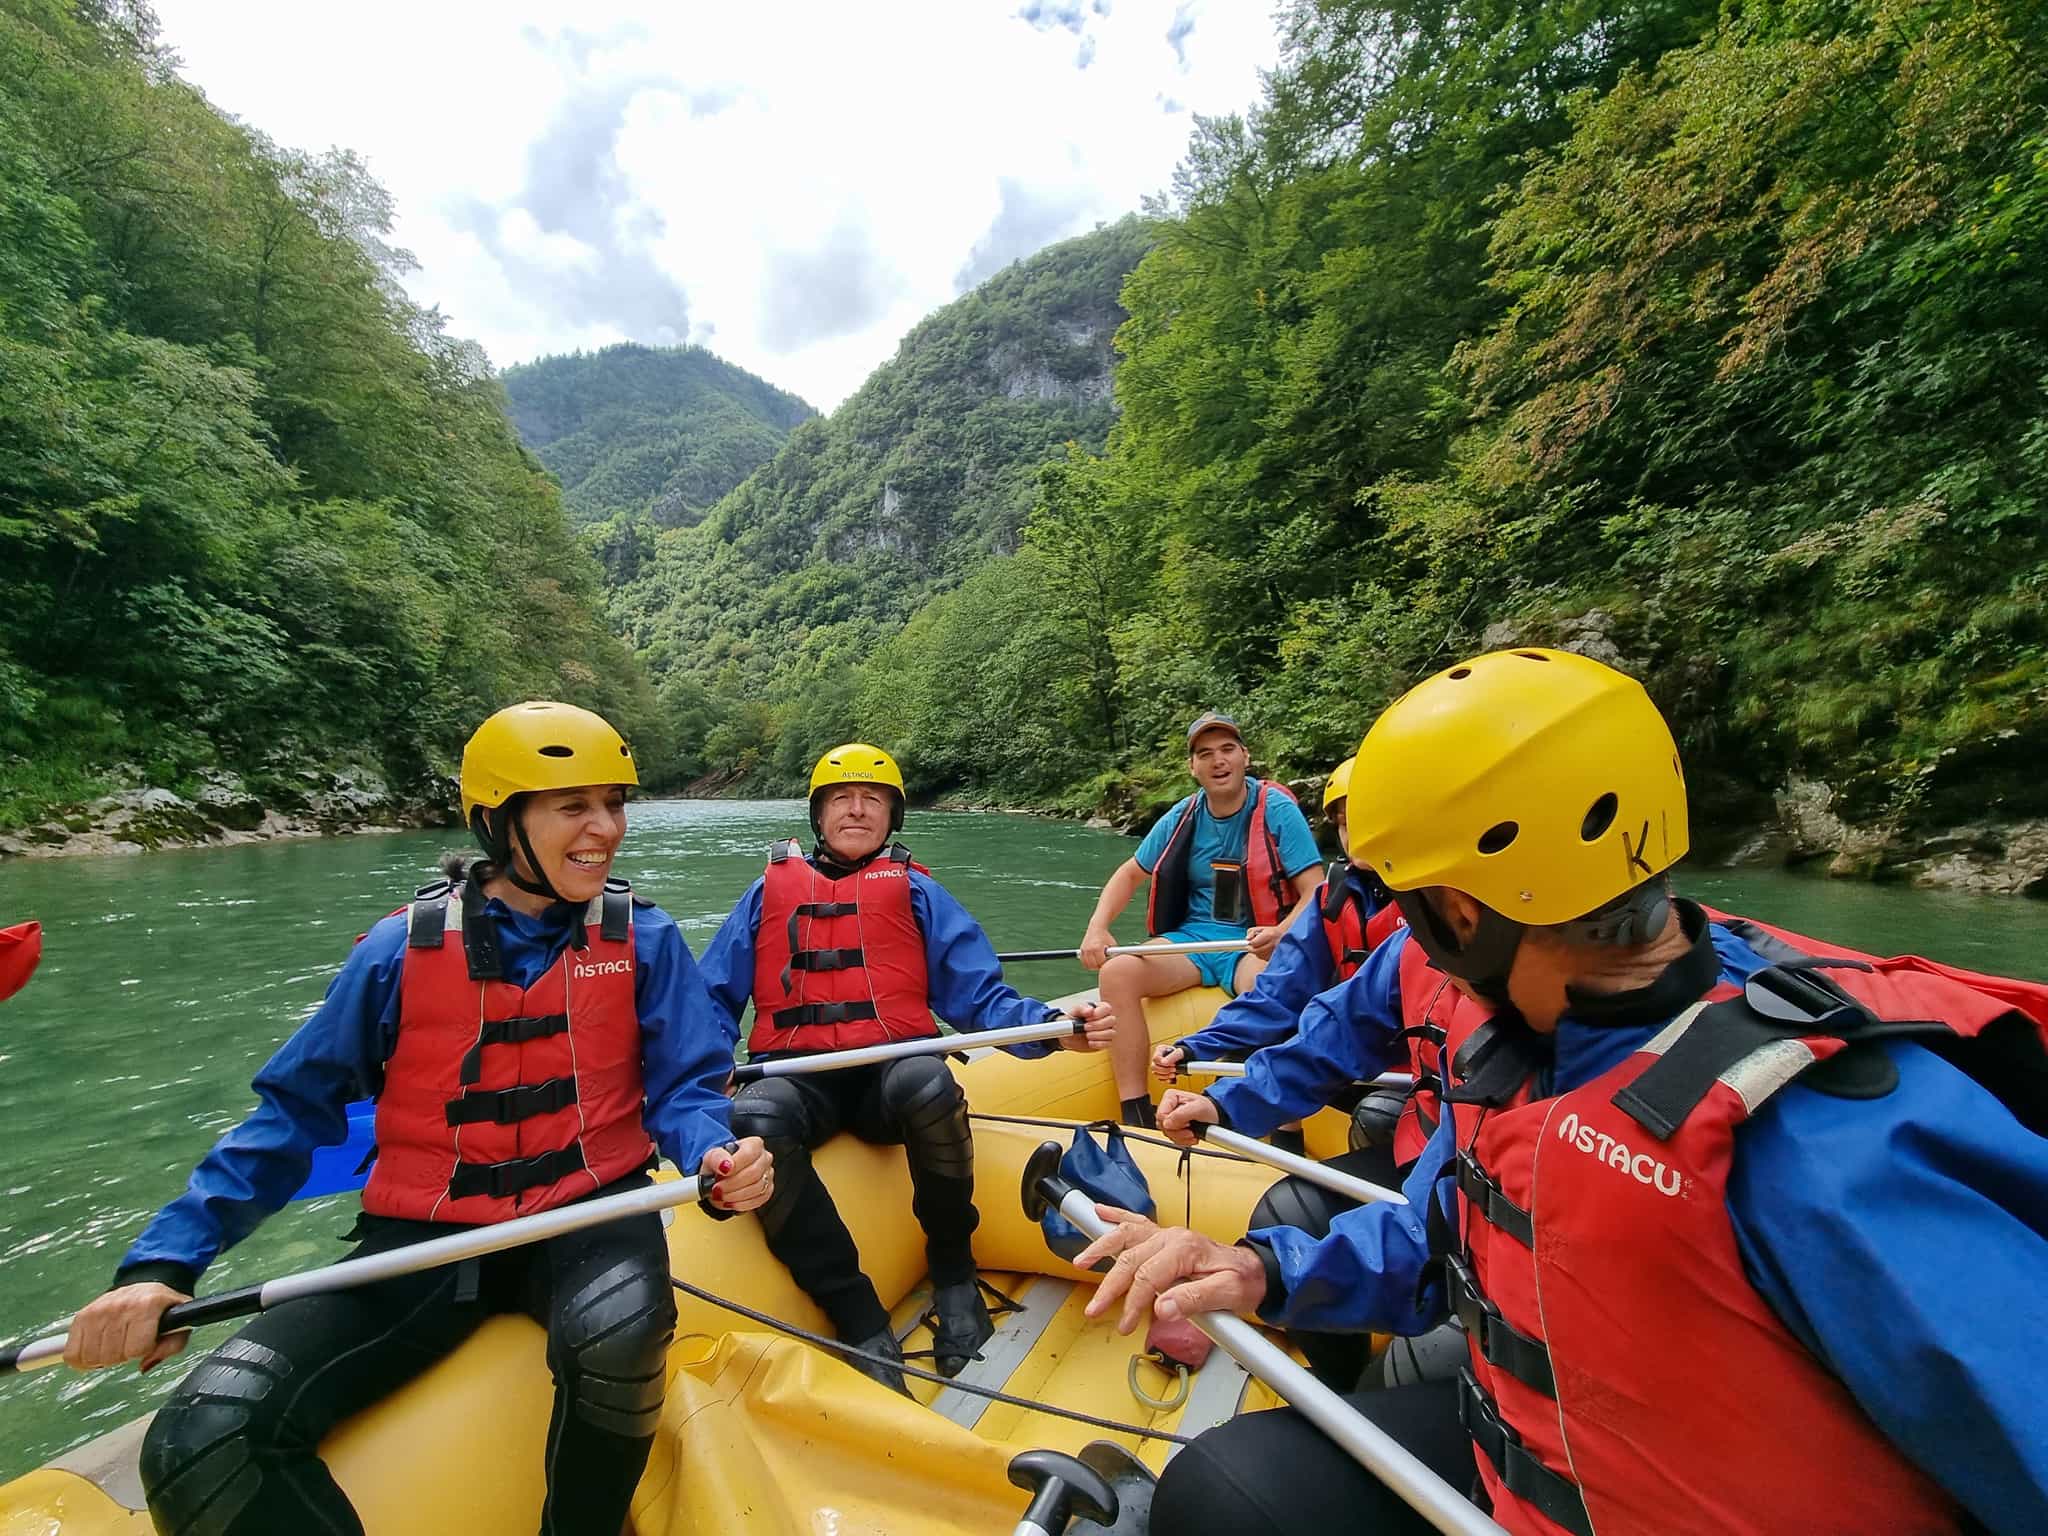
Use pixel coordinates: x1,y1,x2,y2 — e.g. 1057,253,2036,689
1322,756,1355,813
461,701,638,833
809,742,905,832
1347,649,1687,926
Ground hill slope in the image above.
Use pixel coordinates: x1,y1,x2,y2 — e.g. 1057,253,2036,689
501,344,815,532
613,218,1153,787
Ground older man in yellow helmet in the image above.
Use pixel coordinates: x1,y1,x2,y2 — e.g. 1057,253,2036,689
1072,652,2048,1536
699,743,1114,1395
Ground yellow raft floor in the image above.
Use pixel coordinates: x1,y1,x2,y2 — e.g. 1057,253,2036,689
1,988,1356,1534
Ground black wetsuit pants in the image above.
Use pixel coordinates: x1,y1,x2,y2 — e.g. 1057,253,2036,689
138,1176,675,1536
728,1055,975,1341
1153,1378,1478,1535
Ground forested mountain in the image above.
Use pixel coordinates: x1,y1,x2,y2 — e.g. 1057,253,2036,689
0,0,655,829
610,219,1151,789
662,0,2042,884
501,345,814,588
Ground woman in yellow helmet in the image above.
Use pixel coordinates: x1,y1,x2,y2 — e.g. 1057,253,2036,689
62,702,773,1536
697,742,1114,1395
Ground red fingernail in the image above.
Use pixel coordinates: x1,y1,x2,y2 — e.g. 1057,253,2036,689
719,1158,733,1174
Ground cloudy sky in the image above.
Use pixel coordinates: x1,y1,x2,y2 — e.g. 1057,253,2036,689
148,1,1281,410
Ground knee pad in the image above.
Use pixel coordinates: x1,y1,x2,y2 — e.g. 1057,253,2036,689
880,1056,970,1181
140,1338,292,1536
554,1257,678,1439
1249,1173,1349,1240
729,1079,815,1154
1349,1086,1409,1151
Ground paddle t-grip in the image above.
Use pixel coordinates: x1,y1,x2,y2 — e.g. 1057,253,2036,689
1020,1139,1074,1223
1008,1448,1118,1536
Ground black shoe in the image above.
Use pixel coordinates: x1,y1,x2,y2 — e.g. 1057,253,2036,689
845,1327,912,1397
1120,1095,1157,1129
1268,1126,1308,1158
929,1279,996,1378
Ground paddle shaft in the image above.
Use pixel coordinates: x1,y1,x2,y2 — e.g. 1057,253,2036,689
1046,1185,1505,1536
1194,1124,1408,1206
732,1016,1085,1083
1184,1062,1415,1088
996,939,1251,962
1,1173,706,1374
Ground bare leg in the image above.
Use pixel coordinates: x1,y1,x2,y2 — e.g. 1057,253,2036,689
1097,952,1203,1099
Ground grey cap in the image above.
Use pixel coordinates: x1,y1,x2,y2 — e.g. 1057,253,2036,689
1185,711,1245,748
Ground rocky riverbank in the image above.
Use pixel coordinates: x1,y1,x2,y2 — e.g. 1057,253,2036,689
0,767,454,859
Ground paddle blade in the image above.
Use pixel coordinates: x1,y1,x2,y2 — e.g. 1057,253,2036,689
294,1099,377,1199
0,921,42,1003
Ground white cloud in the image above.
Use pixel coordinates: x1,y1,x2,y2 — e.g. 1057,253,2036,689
147,0,1278,410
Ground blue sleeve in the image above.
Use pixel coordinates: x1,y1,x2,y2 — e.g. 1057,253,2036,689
1133,800,1187,874
634,908,740,1175
1264,787,1323,877
911,873,1061,1058
117,914,405,1288
1180,897,1335,1057
695,878,764,1032
1730,1041,2048,1532
1247,1108,1454,1336
1207,930,1408,1139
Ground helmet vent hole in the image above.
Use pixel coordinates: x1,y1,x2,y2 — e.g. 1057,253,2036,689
1477,821,1519,855
538,744,574,758
1449,666,1472,680
1581,792,1618,841
620,744,631,756
1515,651,1550,661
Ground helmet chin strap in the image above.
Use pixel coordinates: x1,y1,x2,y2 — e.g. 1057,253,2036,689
507,810,567,903
1389,887,1523,1007
472,797,566,904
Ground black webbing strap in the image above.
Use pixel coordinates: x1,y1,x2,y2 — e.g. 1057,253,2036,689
407,882,451,949
1612,962,1893,1139
1458,1370,1593,1536
1446,1254,1555,1397
600,881,631,943
444,1075,578,1127
788,948,865,973
1446,1015,1547,1109
770,999,879,1031
782,899,862,991
796,901,860,919
446,1143,587,1202
458,1013,569,1086
458,877,503,981
1456,1150,1534,1248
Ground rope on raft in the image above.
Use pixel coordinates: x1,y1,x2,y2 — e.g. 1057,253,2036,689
668,1275,1198,1447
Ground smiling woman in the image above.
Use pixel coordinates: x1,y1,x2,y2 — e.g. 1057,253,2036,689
51,700,768,1536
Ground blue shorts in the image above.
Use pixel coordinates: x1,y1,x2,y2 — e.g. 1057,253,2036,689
1157,929,1246,995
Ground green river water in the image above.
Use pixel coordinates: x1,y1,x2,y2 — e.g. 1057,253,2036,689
0,799,2041,1479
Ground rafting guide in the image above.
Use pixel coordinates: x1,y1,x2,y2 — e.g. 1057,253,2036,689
1074,649,2048,1535
697,743,1115,1397
1078,711,1325,1127
46,703,772,1536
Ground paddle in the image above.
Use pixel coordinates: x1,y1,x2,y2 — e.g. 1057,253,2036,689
997,939,1251,963
1,1171,707,1374
731,1015,1088,1083
1020,1143,1506,1536
1189,1123,1408,1207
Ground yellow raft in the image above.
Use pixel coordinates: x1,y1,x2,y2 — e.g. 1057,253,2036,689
0,990,1355,1534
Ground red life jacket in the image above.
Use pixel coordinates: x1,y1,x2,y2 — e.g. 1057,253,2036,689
1440,919,2048,1536
1389,934,1481,1166
361,880,653,1224
1146,779,1299,937
749,840,936,1056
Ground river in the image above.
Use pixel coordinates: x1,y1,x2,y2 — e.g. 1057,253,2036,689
0,799,2041,1478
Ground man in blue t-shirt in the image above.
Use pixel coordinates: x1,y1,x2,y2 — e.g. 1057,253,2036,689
1080,711,1323,1124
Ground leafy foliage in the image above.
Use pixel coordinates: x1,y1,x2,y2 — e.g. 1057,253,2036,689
0,0,653,826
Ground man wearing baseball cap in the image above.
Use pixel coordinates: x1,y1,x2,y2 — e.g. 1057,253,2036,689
1078,711,1323,1125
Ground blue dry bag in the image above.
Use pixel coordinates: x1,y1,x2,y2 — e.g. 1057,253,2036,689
1039,1122,1155,1267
